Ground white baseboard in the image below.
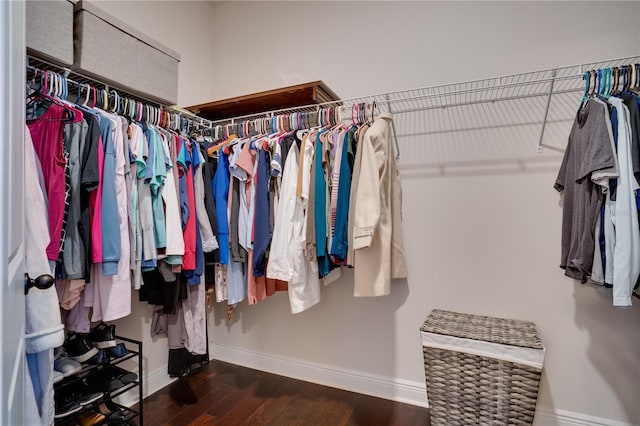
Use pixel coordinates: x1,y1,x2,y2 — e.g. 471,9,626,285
534,408,638,426
212,342,428,407
211,342,638,426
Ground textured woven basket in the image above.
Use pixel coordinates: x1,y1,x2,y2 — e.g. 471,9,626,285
421,310,544,426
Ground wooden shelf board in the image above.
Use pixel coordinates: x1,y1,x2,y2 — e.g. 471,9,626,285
185,81,340,121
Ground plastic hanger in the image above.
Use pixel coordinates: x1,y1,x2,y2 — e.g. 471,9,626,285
581,70,591,101
42,70,49,95
46,72,55,97
102,89,107,109
591,70,598,96
55,74,83,122
76,82,82,104
133,100,139,121
110,90,118,113
44,71,52,96
50,73,56,97
52,73,59,98
61,75,68,101
91,87,97,108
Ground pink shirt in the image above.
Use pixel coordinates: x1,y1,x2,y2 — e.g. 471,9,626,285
90,137,105,262
27,104,67,261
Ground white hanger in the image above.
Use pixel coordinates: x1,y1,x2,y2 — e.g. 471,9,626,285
50,73,57,97
61,75,68,100
82,84,90,107
110,90,118,113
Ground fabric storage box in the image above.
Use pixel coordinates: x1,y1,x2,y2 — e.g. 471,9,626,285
26,0,75,66
73,0,180,104
420,310,545,426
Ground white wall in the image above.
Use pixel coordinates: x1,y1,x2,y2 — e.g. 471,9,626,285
93,1,640,424
204,1,640,425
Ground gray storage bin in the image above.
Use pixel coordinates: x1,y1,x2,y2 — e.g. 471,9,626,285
73,0,180,104
26,0,75,66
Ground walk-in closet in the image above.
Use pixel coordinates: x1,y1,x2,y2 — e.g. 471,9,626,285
2,1,640,425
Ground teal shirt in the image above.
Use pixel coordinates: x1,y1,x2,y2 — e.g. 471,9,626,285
150,129,169,249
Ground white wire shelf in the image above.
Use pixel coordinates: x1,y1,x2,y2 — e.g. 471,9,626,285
211,55,639,121
26,54,640,174
207,55,640,173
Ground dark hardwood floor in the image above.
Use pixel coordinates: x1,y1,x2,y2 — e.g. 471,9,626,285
139,360,430,426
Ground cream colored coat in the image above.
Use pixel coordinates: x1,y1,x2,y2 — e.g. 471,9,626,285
351,113,407,296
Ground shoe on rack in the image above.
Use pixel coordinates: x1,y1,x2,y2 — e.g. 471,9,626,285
76,411,106,426
52,370,64,384
96,403,127,425
108,416,128,426
69,379,104,406
54,391,82,419
106,365,138,385
86,349,108,365
109,343,129,358
88,322,117,349
86,373,125,394
54,349,83,377
86,365,137,393
65,333,99,363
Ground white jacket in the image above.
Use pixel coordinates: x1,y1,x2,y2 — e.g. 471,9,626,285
268,142,321,313
352,113,407,297
161,133,186,258
24,126,65,353
608,98,640,306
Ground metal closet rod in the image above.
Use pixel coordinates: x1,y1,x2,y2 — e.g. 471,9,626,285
26,57,218,130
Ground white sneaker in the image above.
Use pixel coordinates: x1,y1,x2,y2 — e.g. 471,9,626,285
54,352,82,377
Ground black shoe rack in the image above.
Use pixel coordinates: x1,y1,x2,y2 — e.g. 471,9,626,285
54,335,143,426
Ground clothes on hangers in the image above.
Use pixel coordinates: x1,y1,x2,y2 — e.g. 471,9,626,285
26,102,69,262
555,84,640,305
351,113,408,296
26,74,407,354
556,99,617,282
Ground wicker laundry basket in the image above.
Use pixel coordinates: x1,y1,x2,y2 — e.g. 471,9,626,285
420,310,545,426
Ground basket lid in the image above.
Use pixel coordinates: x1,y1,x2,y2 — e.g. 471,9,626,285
421,310,543,349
